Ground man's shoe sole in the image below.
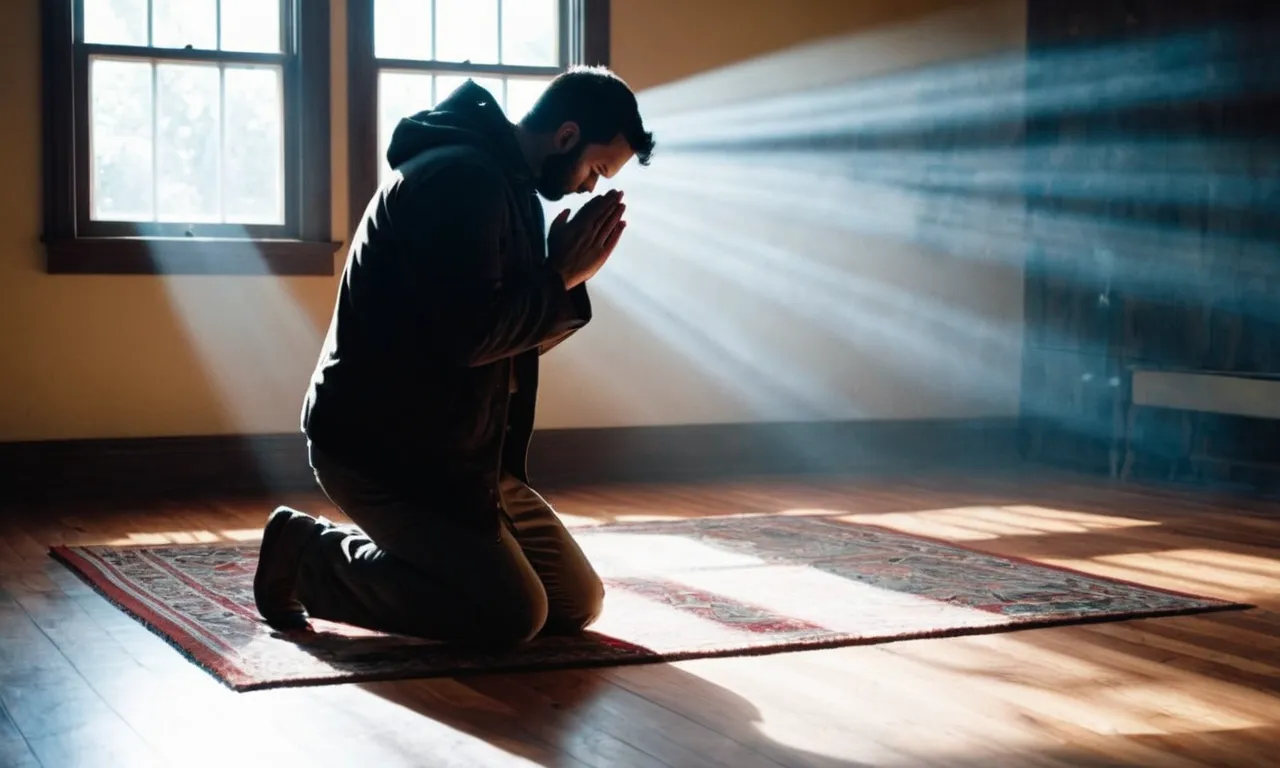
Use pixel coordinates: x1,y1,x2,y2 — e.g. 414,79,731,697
253,507,317,630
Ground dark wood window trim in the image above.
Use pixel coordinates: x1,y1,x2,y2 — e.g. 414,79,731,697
346,0,610,236
40,0,341,276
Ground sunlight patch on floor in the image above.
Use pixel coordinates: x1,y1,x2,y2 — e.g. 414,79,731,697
886,631,1279,731
837,505,1163,541
1071,548,1280,598
219,527,267,541
659,618,1274,768
1158,548,1280,580
773,508,850,517
663,650,1046,765
105,529,255,546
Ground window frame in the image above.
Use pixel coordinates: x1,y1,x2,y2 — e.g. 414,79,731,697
41,0,340,276
346,0,610,235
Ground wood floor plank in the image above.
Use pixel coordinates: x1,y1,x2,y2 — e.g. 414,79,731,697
519,668,791,768
338,678,594,766
0,700,40,768
879,631,1269,766
0,470,1276,767
464,670,785,768
0,610,163,768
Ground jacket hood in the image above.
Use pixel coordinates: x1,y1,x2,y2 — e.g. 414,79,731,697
385,80,533,182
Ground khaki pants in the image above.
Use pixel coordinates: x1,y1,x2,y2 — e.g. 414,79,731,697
294,445,604,645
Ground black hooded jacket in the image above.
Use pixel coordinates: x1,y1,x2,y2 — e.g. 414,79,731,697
302,81,591,531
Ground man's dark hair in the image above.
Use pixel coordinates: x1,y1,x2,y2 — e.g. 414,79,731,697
519,66,655,166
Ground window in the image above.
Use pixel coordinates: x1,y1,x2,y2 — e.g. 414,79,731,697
41,0,338,275
347,0,609,232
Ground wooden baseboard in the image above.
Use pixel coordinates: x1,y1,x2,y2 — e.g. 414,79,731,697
0,417,1019,503
1121,406,1280,493
529,417,1019,485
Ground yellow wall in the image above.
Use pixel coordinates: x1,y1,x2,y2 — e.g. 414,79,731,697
0,1,347,441
0,0,1024,441
611,0,988,93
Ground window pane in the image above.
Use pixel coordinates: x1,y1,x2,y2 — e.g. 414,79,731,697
83,0,148,46
156,63,221,223
223,67,285,224
505,77,551,122
501,0,557,66
220,0,281,53
90,58,154,221
379,71,434,181
436,75,504,112
375,0,433,61
435,0,498,64
152,0,217,50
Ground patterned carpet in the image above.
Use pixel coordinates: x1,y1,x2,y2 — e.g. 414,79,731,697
50,514,1244,691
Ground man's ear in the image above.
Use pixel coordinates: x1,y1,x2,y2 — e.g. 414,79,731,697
553,121,581,153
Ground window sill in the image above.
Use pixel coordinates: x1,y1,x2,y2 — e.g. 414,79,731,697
43,237,344,276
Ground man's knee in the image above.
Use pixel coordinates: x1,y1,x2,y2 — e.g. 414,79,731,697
546,572,605,634
476,577,550,647
575,574,606,628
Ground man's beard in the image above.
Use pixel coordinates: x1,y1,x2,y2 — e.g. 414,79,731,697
534,143,586,201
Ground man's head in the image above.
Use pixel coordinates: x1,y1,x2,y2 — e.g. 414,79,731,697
517,66,655,201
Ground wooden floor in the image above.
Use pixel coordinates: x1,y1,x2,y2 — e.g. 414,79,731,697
2,468,1278,768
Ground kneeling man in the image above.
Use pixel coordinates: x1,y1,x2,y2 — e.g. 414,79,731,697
252,67,655,647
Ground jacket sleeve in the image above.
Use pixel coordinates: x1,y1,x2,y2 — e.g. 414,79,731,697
393,160,591,367
539,284,591,355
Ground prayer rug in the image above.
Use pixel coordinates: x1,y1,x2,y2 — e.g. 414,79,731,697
50,514,1245,691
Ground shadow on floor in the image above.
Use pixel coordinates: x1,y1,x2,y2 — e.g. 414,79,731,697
357,661,874,768
355,660,1280,767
